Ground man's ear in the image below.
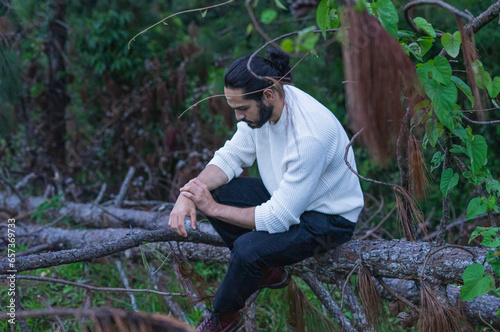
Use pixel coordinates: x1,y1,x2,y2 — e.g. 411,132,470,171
263,88,274,101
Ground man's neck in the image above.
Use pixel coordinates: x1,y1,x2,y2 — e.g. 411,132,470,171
269,94,285,124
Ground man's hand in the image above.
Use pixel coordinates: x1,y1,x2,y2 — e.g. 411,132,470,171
168,194,197,237
179,178,217,216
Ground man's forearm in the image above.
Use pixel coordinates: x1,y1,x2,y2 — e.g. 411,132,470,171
196,165,228,191
210,204,256,230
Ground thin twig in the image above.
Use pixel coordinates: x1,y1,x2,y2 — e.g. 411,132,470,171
17,244,50,257
403,0,473,37
361,196,385,228
340,262,360,314
0,275,186,297
376,278,419,311
302,272,356,332
114,167,135,207
463,114,500,125
38,295,68,332
128,0,235,49
344,129,396,187
246,28,339,80
358,206,397,240
419,244,477,281
115,260,139,311
94,183,107,205
14,173,36,190
244,0,281,50
464,1,500,34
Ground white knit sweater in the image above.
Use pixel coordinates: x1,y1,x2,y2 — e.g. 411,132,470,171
208,85,364,234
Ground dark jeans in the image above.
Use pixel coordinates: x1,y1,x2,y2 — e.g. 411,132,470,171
207,177,356,313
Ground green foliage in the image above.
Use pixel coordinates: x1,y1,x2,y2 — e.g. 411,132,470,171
441,31,461,58
316,0,340,40
440,168,459,197
260,9,277,24
466,197,488,220
451,76,474,106
30,194,65,223
460,264,494,301
413,17,436,38
461,228,500,304
371,0,398,38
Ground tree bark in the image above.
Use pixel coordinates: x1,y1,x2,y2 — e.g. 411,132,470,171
42,0,69,167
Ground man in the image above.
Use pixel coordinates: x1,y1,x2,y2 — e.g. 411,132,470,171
168,48,364,332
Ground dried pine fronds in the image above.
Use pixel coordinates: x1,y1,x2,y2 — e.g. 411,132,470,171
356,264,383,328
457,18,483,120
418,283,469,332
409,133,429,200
342,6,419,165
170,248,213,306
286,280,338,331
92,307,193,332
394,185,424,241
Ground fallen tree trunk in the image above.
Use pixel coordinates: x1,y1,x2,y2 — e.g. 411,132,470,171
0,192,166,230
2,224,490,286
4,226,500,328
2,193,499,328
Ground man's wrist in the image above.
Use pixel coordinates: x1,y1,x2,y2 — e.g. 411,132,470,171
208,202,221,218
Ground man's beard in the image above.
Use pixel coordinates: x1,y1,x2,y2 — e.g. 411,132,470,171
247,100,274,129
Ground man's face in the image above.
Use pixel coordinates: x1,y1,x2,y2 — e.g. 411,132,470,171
224,87,274,129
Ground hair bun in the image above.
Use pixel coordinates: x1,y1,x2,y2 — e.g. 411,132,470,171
266,47,291,77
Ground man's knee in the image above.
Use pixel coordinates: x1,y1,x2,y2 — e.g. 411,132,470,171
231,235,264,268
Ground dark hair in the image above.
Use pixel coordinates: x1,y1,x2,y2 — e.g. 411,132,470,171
224,47,293,101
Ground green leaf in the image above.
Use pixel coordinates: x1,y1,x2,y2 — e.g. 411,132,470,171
296,26,320,52
450,144,467,155
441,31,461,58
200,9,207,17
274,0,287,10
487,76,500,99
261,9,277,24
373,0,398,38
430,151,445,172
280,38,294,52
470,227,500,247
486,196,497,211
413,17,436,38
440,168,459,197
408,43,422,61
424,79,457,130
486,251,500,277
418,37,434,56
467,197,487,220
451,76,474,106
431,56,452,85
486,177,500,195
425,118,439,147
316,0,339,39
472,60,492,89
416,65,430,86
467,135,487,175
461,264,494,301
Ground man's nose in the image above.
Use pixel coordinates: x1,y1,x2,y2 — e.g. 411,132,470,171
235,111,245,120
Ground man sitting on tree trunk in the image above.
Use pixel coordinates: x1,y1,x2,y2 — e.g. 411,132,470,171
168,47,364,332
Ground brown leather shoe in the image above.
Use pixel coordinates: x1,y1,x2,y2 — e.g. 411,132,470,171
258,266,291,290
196,311,243,332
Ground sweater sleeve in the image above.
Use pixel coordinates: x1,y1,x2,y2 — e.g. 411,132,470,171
254,136,328,233
207,122,256,183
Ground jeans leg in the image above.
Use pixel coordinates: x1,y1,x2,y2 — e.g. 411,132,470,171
213,211,356,313
207,177,270,250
